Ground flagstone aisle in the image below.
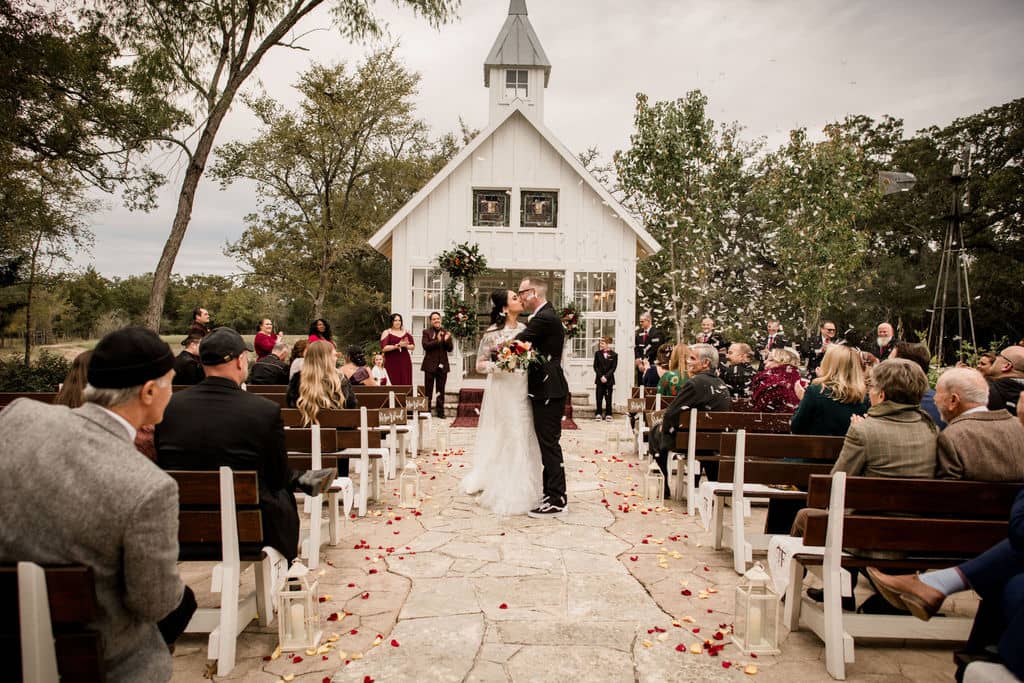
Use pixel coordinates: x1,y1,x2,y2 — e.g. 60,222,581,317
172,419,962,682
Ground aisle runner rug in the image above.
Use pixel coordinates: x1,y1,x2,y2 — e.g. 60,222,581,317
451,388,578,429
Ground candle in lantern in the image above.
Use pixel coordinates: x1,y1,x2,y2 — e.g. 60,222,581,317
288,603,305,640
747,603,763,645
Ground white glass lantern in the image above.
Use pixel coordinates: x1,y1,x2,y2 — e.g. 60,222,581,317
436,423,449,452
733,562,781,655
643,462,665,506
399,460,420,508
277,562,322,651
608,428,619,453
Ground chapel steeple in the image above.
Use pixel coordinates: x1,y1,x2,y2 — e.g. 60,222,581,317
484,0,551,124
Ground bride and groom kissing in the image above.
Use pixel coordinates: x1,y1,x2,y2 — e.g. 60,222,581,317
460,277,570,518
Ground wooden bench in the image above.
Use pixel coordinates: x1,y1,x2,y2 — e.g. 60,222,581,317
627,392,664,457
784,473,1020,680
670,410,793,513
696,431,844,573
244,384,289,394
281,408,386,516
0,392,57,408
1,563,103,682
168,468,278,677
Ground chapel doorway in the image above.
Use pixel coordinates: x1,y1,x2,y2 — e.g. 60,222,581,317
461,269,564,379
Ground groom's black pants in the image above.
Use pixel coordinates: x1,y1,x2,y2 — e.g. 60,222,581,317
531,396,567,506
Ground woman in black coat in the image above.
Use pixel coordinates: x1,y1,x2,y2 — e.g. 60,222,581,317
593,336,617,421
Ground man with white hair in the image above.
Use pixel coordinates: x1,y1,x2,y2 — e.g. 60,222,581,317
935,367,1024,481
988,346,1024,416
248,341,290,385
865,322,899,362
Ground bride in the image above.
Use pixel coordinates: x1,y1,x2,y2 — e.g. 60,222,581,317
460,289,543,515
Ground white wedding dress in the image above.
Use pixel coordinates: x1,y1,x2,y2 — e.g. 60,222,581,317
460,322,543,515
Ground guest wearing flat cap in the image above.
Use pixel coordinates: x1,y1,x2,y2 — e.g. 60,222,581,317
173,334,205,385
156,327,336,562
0,326,197,683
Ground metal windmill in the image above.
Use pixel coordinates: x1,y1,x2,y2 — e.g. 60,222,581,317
926,146,978,364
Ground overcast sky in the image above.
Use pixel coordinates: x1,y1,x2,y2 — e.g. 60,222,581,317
77,0,1024,277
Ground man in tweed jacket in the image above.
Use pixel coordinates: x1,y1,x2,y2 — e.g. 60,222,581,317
0,328,192,682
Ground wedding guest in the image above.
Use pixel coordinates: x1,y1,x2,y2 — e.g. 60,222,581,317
749,348,803,413
56,350,91,408
254,318,283,359
988,346,1024,416
307,318,334,347
791,344,870,436
758,320,789,362
292,341,357,467
339,345,375,386
381,313,414,386
421,311,453,417
634,311,664,385
172,334,204,386
803,320,844,378
890,341,945,429
643,343,672,388
248,342,290,385
864,322,899,363
695,317,728,365
1,327,196,681
371,353,391,386
658,343,688,398
188,307,210,337
723,342,756,399
593,336,617,421
289,338,308,379
976,351,998,377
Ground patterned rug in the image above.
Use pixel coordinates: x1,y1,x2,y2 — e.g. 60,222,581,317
451,388,578,429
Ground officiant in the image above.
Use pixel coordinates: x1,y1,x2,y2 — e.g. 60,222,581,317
421,311,454,418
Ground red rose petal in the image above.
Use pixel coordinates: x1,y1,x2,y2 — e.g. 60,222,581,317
681,589,692,596
293,656,303,663
629,556,638,562
675,644,686,652
350,629,359,635
262,655,272,661
368,569,378,574
751,653,758,658
692,627,700,633
326,613,339,621
722,661,732,669
499,603,508,609
347,583,356,588
712,632,724,640
390,639,400,647
361,592,370,600
364,677,375,683
318,596,327,602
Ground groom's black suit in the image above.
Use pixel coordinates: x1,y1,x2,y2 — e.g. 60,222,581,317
516,302,570,506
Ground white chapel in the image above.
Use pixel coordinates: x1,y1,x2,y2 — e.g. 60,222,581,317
368,0,660,403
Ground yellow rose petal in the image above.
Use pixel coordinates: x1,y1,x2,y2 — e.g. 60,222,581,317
672,620,682,627
326,633,340,643
282,675,296,682
682,616,696,624
657,633,669,642
372,637,383,647
270,645,282,660
707,588,718,594
317,644,332,655
689,643,703,654
744,664,759,675
321,594,332,601
337,651,347,661
351,652,363,660
642,639,653,648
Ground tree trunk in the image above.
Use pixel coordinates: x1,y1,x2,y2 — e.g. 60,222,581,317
23,232,42,367
143,90,241,330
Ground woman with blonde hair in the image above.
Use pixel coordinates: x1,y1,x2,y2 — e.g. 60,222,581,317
791,344,869,435
657,343,689,398
286,340,356,426
749,347,804,413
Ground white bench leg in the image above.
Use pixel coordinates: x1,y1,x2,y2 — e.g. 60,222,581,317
783,559,804,631
358,456,369,516
253,555,271,627
214,564,240,676
328,491,340,546
712,497,725,550
823,564,849,680
303,494,322,570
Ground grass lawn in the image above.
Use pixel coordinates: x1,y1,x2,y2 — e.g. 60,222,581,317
2,334,306,362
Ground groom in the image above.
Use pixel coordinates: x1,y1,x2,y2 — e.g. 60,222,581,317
516,277,570,518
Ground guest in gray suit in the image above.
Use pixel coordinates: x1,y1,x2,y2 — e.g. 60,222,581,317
0,327,195,683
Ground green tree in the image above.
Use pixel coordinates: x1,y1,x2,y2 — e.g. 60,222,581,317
213,50,458,340
93,0,460,330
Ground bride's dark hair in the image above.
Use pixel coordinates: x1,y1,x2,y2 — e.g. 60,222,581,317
489,289,510,327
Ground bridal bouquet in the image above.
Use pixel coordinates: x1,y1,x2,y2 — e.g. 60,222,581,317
493,339,539,373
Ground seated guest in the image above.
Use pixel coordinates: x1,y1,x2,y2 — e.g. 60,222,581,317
55,350,91,408
643,343,672,389
934,368,1024,481
288,339,357,412
289,338,308,379
890,341,945,429
867,486,1024,680
657,343,688,398
749,348,803,413
791,345,870,436
0,327,196,682
650,343,732,497
723,342,756,399
976,351,998,377
249,342,290,385
988,346,1024,416
339,345,376,386
371,352,391,385
864,322,899,363
254,318,284,359
172,334,204,385
157,327,335,562
308,318,334,347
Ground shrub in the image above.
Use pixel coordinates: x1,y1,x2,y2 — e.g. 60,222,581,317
0,352,72,392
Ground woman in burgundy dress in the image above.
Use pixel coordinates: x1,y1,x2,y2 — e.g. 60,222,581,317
380,313,414,386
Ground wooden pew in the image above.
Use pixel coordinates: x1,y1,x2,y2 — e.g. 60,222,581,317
281,408,386,516
670,410,794,512
243,384,289,394
0,563,103,682
0,392,57,408
697,431,844,573
784,473,1020,680
168,468,277,677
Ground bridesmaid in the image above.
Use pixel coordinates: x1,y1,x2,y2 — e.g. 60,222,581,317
380,313,414,386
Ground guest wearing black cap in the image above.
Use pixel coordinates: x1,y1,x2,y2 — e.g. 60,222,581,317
0,326,196,682
173,334,205,385
156,327,336,562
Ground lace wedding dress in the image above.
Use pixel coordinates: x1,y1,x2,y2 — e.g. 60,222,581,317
460,322,543,515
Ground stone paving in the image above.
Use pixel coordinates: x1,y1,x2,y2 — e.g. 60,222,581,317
171,418,968,682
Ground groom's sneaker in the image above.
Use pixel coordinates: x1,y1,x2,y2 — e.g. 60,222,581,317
528,501,567,518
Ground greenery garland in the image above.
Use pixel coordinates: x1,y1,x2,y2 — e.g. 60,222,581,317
436,242,487,281
435,241,488,340
559,300,584,339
